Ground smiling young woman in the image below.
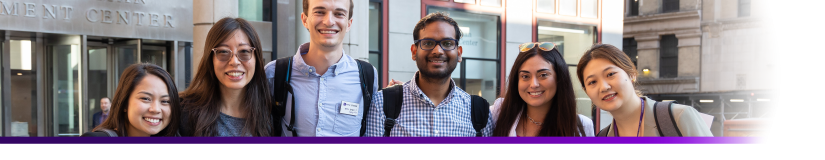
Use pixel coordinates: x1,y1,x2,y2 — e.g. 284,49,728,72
178,17,272,137
81,63,181,137
576,44,712,137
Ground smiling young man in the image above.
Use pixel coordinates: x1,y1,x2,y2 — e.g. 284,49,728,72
364,12,493,137
266,0,378,137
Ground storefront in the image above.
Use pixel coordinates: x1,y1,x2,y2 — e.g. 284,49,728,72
0,0,192,136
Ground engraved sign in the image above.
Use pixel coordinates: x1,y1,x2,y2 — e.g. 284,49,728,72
0,0,192,41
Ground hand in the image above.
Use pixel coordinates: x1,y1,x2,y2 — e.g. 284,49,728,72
386,79,403,88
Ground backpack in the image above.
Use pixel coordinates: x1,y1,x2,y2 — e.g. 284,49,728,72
98,128,119,137
271,56,375,137
596,101,683,137
380,85,489,137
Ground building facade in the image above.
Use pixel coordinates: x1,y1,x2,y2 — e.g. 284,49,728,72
0,0,193,136
622,0,770,136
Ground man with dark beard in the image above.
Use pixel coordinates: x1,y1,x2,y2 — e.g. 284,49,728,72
364,12,493,137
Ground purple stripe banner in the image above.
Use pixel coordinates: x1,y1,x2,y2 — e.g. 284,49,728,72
0,137,758,144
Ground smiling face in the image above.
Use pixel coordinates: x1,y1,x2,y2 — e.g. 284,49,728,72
518,55,558,109
302,0,352,48
213,30,256,91
125,74,171,137
411,21,463,79
582,58,638,112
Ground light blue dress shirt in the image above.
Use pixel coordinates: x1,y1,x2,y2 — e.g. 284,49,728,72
266,42,379,137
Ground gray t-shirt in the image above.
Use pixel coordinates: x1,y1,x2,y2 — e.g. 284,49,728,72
216,112,252,137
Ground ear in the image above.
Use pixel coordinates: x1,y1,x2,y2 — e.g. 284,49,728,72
411,44,417,61
301,13,309,30
345,18,353,32
456,46,463,63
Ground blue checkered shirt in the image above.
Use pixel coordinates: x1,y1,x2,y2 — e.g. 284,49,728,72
365,73,494,137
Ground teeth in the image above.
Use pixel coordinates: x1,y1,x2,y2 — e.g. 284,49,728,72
144,117,160,123
320,30,337,34
529,92,542,95
430,60,444,63
227,72,243,77
603,94,615,100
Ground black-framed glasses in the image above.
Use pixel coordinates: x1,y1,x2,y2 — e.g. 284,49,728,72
414,38,458,51
518,42,556,52
212,47,256,62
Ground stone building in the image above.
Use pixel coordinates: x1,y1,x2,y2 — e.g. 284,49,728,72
622,0,771,136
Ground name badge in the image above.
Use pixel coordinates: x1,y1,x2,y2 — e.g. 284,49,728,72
339,101,359,116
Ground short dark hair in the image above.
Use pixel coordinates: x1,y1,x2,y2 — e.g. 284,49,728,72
413,12,462,42
101,97,110,101
303,0,354,19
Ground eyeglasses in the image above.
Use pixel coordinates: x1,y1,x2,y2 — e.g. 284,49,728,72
414,38,458,51
212,47,256,62
518,42,557,52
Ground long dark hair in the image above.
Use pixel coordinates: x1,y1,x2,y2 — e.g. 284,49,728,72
179,17,272,136
93,63,181,137
493,46,584,136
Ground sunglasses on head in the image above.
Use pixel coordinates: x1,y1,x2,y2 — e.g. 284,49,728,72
518,42,557,52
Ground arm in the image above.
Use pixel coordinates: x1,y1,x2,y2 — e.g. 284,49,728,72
365,90,386,137
674,105,714,137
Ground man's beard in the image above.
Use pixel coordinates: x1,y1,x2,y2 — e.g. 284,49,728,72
417,55,458,80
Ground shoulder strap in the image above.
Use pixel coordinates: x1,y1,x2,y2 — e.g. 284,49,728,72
470,95,490,137
381,85,404,137
597,125,610,137
272,56,293,137
100,128,118,137
355,59,375,137
653,101,683,137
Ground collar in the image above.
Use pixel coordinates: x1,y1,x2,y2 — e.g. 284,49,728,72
292,42,351,76
407,71,457,108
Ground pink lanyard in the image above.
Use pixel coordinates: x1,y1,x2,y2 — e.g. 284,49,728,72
613,98,645,137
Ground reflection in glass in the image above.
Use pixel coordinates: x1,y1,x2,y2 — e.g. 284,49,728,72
369,2,380,52
141,48,167,70
537,21,595,65
9,40,37,137
87,47,108,131
239,0,264,21
116,44,137,82
428,7,499,59
49,38,82,137
461,60,498,105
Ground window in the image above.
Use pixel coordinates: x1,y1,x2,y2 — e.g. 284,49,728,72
623,38,638,67
536,0,555,14
738,0,751,17
368,1,383,87
238,0,272,21
559,0,577,16
581,0,597,18
662,0,680,13
537,21,596,119
659,35,678,78
628,0,639,16
454,0,501,6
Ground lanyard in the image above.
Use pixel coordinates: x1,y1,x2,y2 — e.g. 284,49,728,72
613,98,645,137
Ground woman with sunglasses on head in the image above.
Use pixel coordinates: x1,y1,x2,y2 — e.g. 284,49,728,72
577,44,711,137
81,63,181,137
178,17,272,137
490,42,594,137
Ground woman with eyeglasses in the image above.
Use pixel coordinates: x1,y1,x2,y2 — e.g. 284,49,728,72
576,44,711,137
178,17,272,136
490,42,594,137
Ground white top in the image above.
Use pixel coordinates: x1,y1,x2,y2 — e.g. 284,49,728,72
490,98,595,137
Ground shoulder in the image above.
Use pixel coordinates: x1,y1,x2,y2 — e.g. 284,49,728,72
489,98,504,119
264,59,277,78
668,103,713,136
81,131,111,137
577,114,593,126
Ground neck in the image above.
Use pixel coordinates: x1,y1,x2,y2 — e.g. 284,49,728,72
219,86,246,118
609,96,644,131
415,72,452,105
302,43,343,75
524,101,552,124
126,126,150,137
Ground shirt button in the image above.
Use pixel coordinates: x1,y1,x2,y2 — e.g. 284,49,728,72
316,128,321,132
320,77,325,81
318,102,322,106
434,130,439,134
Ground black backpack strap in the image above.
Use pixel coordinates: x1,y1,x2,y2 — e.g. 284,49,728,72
597,126,610,137
272,56,294,137
470,95,490,137
653,101,682,137
100,128,118,137
381,85,404,137
355,59,375,137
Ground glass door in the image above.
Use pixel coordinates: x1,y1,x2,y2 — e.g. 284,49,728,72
8,39,37,137
87,40,109,131
46,35,82,137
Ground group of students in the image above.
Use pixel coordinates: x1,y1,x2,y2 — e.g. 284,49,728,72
81,0,712,137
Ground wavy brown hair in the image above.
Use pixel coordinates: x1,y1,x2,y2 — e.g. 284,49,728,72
493,46,584,137
179,17,272,136
92,63,181,137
